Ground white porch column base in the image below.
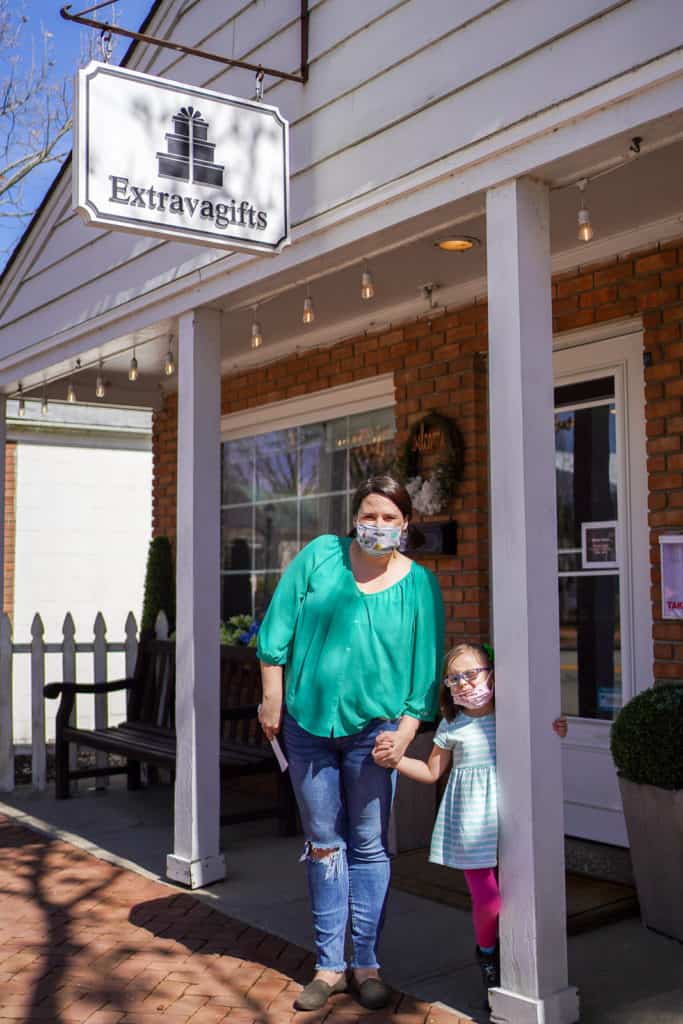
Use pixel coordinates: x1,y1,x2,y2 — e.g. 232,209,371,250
166,852,226,889
489,986,580,1024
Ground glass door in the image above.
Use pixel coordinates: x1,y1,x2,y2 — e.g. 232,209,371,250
555,377,622,722
554,332,650,846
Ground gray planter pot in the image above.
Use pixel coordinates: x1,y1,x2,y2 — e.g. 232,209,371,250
618,776,683,941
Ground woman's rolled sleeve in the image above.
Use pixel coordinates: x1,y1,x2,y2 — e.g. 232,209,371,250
256,539,318,665
402,569,445,721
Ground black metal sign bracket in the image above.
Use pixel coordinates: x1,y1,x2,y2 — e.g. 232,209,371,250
60,1,309,85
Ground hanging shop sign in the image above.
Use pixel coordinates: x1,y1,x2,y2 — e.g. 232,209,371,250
74,62,290,253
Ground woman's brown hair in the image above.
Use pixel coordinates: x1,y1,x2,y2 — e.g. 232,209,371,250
350,474,425,548
439,641,493,721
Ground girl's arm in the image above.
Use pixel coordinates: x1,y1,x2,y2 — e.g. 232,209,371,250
395,743,452,784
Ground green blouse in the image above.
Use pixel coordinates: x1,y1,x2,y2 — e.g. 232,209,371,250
256,534,445,737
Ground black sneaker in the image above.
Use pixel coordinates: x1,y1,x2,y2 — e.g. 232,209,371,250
475,943,500,1009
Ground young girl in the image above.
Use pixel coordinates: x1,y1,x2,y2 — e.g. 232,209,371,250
392,641,567,1005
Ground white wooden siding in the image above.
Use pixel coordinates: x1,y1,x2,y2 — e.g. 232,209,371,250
1,0,682,364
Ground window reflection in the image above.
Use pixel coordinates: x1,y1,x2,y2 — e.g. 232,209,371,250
222,439,252,506
255,430,297,500
220,407,396,620
555,378,621,721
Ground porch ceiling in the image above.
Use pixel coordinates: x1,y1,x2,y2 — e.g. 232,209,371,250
11,124,683,409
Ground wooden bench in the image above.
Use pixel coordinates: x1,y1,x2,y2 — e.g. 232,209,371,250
44,638,297,834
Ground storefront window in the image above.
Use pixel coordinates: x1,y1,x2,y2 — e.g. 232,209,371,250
221,407,396,620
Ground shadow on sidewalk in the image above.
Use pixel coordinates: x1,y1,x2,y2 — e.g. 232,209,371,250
0,816,445,1023
127,894,427,1022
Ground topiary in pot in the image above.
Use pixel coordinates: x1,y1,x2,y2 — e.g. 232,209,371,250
141,536,175,635
610,683,683,941
611,683,683,790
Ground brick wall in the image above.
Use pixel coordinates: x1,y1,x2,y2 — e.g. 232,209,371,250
152,236,683,680
3,442,16,617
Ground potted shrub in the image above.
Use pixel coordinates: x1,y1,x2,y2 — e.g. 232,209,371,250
610,683,683,941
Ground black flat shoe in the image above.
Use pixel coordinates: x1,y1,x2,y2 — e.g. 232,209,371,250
293,974,347,1011
349,974,392,1010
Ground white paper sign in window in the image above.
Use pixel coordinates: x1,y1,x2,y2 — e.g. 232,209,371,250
659,535,683,619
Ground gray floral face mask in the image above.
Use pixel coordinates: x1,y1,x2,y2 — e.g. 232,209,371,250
355,521,404,556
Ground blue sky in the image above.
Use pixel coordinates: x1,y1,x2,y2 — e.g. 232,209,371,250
1,0,153,268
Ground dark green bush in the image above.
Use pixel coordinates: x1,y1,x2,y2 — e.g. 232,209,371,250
610,684,683,790
141,536,175,634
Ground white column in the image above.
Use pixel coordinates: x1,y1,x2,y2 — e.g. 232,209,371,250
0,395,10,793
486,178,579,1024
166,307,226,889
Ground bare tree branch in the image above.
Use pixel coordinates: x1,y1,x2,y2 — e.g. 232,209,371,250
0,1,118,260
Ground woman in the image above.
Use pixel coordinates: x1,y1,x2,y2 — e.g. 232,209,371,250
257,474,444,1011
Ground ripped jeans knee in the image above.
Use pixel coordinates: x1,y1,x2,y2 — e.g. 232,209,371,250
300,840,345,881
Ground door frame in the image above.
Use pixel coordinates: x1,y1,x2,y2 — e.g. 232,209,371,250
553,320,651,845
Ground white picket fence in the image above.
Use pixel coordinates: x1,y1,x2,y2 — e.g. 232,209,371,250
0,610,168,794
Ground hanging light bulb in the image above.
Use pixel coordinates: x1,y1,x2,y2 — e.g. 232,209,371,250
251,310,263,350
95,363,106,399
164,347,175,376
17,384,25,417
67,380,76,403
577,180,594,243
128,350,139,382
302,286,315,325
41,392,48,416
361,264,375,301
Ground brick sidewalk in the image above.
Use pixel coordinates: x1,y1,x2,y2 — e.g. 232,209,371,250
0,817,468,1024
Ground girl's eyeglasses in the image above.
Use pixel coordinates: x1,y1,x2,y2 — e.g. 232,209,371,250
444,667,491,689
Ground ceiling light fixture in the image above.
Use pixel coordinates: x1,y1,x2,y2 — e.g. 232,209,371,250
251,321,263,349
361,263,375,300
95,362,106,399
251,307,263,349
164,341,176,376
435,235,479,252
577,179,594,243
67,380,76,403
128,349,139,382
302,285,315,325
18,384,25,417
41,391,48,416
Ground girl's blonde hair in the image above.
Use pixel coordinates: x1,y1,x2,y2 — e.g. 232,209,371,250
439,641,493,721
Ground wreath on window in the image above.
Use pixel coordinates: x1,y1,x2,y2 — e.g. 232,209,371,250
397,413,465,515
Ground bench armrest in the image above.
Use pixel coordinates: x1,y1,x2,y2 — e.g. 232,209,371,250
44,678,134,699
221,703,259,722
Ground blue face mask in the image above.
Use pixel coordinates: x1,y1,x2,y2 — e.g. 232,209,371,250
355,521,404,556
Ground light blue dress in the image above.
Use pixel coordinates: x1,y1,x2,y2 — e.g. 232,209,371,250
429,712,498,869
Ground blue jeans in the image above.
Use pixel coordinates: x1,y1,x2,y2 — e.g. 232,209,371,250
282,712,398,972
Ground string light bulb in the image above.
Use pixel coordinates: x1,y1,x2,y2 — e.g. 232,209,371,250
128,350,139,382
361,264,375,301
577,180,594,243
67,380,76,403
41,392,48,416
95,363,106,399
17,384,25,417
251,310,263,349
302,286,315,325
164,341,176,376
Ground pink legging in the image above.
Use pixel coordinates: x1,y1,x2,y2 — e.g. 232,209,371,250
464,868,501,949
